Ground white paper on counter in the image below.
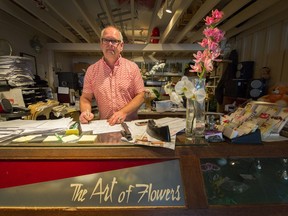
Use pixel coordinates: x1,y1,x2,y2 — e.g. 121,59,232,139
80,119,122,134
124,117,186,150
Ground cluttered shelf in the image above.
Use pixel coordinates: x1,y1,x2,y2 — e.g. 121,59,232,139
144,73,182,87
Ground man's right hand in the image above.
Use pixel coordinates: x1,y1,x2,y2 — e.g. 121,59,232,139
79,110,94,124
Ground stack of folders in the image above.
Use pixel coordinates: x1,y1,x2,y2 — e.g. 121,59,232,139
0,118,74,144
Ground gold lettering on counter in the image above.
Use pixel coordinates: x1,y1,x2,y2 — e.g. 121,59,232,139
70,177,182,205
136,184,181,203
89,177,118,203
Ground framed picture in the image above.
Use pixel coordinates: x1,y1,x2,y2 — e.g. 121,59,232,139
20,52,37,75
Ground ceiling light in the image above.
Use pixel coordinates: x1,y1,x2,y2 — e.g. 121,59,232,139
165,0,174,14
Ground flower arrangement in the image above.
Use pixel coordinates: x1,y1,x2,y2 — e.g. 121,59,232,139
142,62,166,81
164,77,206,104
146,62,166,76
191,9,225,79
165,9,225,105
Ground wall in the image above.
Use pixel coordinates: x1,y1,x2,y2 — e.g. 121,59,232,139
53,53,75,87
234,11,288,87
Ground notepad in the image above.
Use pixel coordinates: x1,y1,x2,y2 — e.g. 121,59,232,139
78,135,97,143
43,136,61,142
12,135,41,143
61,134,79,143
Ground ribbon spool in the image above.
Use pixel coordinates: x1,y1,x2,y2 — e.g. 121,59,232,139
0,98,13,113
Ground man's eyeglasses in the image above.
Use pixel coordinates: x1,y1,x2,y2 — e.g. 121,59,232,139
102,38,121,45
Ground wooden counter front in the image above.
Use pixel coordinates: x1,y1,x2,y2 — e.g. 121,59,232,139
1,133,288,216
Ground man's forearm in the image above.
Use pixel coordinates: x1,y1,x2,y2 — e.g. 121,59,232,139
80,96,92,112
120,92,145,115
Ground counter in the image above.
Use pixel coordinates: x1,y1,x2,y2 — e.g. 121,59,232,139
1,132,288,216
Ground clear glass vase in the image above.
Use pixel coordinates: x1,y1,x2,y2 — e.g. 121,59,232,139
185,98,195,138
193,78,206,137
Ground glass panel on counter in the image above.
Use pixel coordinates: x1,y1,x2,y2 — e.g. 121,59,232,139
0,159,185,207
201,158,288,205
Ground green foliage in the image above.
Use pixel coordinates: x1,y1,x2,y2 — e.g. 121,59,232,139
152,88,160,99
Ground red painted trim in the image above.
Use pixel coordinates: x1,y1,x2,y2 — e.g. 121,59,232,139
0,159,166,189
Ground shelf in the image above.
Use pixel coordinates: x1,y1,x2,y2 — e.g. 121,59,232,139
152,72,183,77
144,72,183,88
208,76,221,79
145,80,165,86
21,87,51,107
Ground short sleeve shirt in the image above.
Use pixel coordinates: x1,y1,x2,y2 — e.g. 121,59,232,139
82,56,145,120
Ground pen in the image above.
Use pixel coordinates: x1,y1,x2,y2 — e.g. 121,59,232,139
86,109,90,117
85,109,91,123
72,122,78,129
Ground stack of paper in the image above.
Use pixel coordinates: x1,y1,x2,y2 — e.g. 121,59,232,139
0,117,74,143
0,56,35,87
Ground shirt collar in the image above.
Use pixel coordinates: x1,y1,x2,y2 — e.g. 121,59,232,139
102,54,122,67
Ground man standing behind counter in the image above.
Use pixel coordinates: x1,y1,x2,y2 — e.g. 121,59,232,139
79,26,145,125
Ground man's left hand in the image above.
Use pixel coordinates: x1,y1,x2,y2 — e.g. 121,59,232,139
108,111,126,126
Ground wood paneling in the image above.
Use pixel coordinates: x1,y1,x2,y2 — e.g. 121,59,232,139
235,13,288,85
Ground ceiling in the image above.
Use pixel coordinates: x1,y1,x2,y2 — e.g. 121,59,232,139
0,0,287,60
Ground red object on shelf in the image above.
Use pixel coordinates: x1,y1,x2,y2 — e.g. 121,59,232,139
150,27,160,43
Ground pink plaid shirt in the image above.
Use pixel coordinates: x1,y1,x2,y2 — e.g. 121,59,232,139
82,56,145,120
